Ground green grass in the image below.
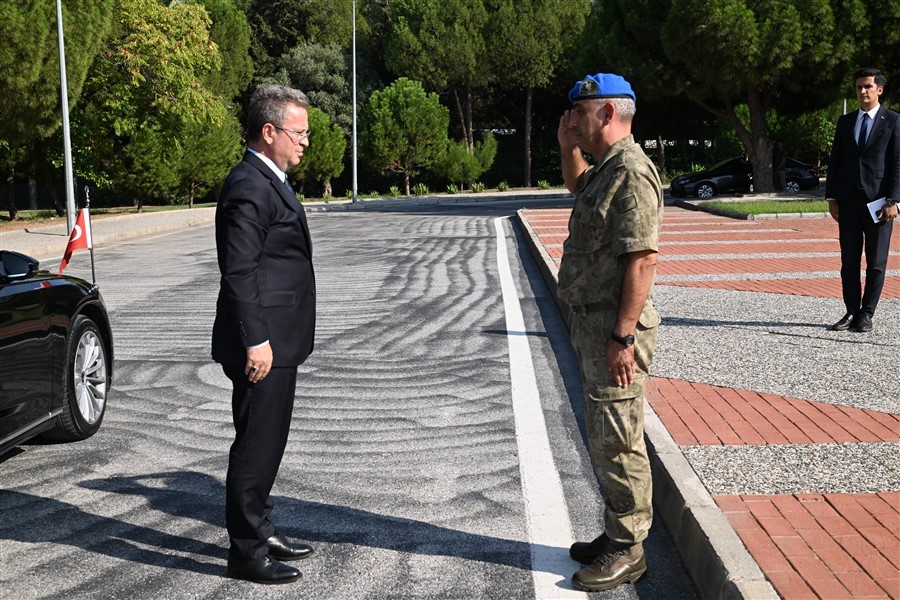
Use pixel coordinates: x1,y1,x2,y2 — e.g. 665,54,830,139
702,199,828,215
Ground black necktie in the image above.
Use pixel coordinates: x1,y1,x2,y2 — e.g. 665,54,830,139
858,114,869,148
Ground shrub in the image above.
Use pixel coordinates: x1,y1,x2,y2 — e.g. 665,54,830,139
413,182,430,196
537,179,550,190
472,182,485,193
497,181,510,192
389,185,401,197
446,183,459,194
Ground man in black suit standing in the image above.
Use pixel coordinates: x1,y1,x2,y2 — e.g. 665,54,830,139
826,68,899,333
212,84,316,584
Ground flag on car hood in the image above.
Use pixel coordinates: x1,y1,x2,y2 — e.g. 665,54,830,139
59,208,92,275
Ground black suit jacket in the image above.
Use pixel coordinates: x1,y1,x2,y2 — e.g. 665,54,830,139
212,152,316,367
826,106,900,203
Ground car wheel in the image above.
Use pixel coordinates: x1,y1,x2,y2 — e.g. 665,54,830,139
696,183,716,199
785,179,801,193
45,315,109,441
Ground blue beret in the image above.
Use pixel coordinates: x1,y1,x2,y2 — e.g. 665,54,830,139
568,73,635,103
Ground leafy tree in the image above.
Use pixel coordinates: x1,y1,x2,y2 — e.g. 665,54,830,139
384,0,488,150
185,0,254,101
433,132,497,188
273,42,353,134
586,0,859,192
0,0,114,219
291,107,346,197
73,0,227,210
179,112,244,207
486,0,590,186
363,78,449,195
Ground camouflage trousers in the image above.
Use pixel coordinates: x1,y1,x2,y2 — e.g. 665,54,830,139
570,309,658,544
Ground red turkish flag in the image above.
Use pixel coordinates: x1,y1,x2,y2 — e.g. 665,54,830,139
58,208,92,275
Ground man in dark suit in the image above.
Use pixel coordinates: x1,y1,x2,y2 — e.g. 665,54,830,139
212,84,316,584
826,68,899,333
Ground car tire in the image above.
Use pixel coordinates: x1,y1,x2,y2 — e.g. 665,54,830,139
44,315,109,441
785,179,801,193
696,183,716,199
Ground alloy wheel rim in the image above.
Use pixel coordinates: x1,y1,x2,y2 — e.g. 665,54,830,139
74,331,107,424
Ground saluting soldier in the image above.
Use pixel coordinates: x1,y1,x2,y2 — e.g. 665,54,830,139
556,73,663,592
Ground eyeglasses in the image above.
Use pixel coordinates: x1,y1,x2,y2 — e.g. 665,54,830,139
275,125,310,143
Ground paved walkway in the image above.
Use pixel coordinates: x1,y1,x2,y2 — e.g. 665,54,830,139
519,205,899,599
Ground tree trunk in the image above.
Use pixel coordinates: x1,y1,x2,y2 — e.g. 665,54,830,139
744,89,774,193
6,166,17,221
189,180,196,208
452,89,468,148
465,84,474,151
404,171,411,196
523,85,533,188
324,179,332,197
656,135,666,174
28,178,38,210
44,180,65,216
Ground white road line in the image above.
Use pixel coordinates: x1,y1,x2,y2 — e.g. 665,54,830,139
494,217,587,600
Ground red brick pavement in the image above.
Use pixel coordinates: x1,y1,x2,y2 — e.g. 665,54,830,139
519,205,900,599
520,207,900,299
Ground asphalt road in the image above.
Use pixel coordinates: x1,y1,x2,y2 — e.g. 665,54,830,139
0,201,697,599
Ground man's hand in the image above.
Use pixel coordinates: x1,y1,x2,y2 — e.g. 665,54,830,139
827,199,839,222
606,340,636,388
879,203,898,222
245,342,273,383
558,110,578,153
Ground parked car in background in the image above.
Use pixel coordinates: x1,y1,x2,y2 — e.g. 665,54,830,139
0,250,113,456
669,156,819,198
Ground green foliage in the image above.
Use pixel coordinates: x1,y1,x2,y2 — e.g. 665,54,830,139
179,110,244,205
184,0,253,101
0,0,115,146
73,0,228,208
703,199,828,215
273,42,352,134
537,179,550,190
446,183,459,194
497,180,510,192
389,185,401,197
291,107,346,197
413,182,430,196
432,132,497,187
472,181,485,193
363,78,450,194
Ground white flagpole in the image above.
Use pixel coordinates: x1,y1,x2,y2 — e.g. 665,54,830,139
351,0,358,204
56,0,77,234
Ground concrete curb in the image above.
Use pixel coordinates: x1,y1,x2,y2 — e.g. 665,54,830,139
303,189,572,212
515,209,778,600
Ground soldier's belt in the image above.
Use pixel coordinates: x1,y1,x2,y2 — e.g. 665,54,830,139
570,301,617,315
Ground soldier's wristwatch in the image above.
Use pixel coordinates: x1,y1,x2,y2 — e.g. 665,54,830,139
610,332,635,347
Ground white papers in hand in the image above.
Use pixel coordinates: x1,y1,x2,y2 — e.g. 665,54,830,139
867,197,887,223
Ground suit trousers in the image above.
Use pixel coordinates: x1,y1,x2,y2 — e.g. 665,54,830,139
223,364,298,560
838,189,894,315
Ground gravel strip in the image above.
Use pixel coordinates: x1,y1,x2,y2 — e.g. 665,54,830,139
652,285,900,414
656,269,900,283
682,442,899,495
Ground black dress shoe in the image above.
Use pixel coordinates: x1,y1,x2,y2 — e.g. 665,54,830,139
227,555,301,584
267,532,314,561
831,312,855,331
570,534,609,564
851,313,873,332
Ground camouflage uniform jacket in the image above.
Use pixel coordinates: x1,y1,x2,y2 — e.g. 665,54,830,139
558,134,663,323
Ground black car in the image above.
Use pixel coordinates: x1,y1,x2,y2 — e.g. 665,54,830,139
669,156,819,198
0,250,113,456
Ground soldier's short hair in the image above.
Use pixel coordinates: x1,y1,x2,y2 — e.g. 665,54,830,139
246,84,310,142
609,98,636,123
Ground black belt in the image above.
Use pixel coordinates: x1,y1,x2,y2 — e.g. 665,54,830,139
570,302,616,315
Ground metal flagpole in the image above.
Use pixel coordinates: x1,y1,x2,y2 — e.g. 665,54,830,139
352,0,358,204
85,186,96,285
56,0,77,234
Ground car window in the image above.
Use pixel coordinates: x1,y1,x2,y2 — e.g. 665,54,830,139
1,252,33,278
